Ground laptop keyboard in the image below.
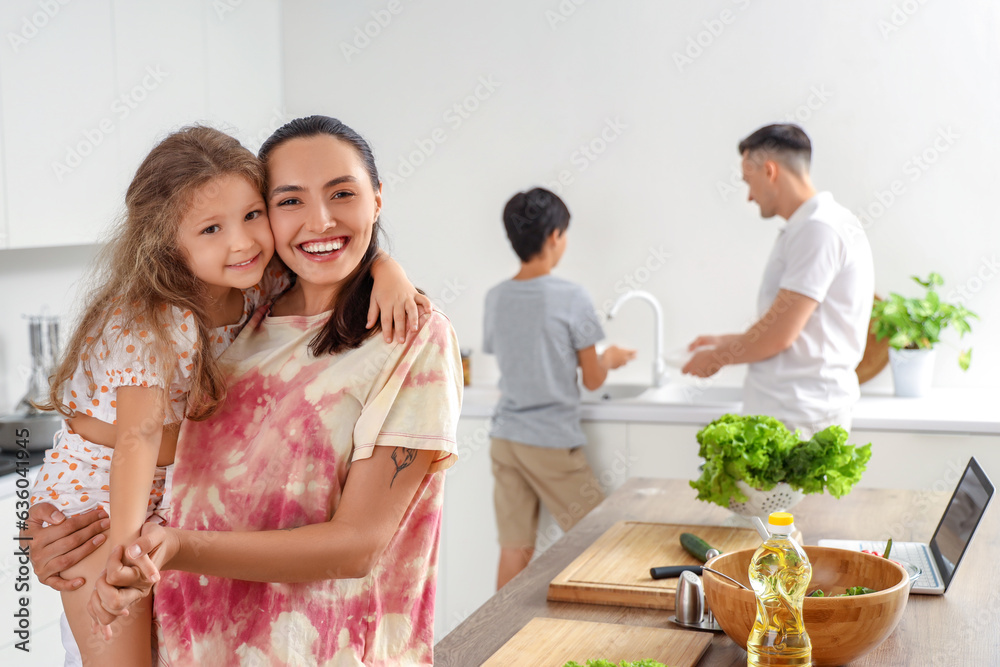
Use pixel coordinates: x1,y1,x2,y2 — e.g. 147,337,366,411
861,540,940,589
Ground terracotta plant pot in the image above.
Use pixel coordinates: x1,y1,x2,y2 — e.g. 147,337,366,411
703,546,910,667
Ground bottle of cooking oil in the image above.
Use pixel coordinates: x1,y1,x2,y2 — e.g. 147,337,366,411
747,512,812,667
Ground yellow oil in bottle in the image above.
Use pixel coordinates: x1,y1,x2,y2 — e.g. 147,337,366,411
747,513,812,667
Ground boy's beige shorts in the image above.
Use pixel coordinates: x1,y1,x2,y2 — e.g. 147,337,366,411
490,437,605,549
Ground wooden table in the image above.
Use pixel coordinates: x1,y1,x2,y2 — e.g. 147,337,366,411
435,477,999,666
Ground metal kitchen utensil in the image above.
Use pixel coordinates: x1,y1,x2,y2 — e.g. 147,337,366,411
3,315,62,452
668,570,723,632
702,566,751,591
675,570,703,625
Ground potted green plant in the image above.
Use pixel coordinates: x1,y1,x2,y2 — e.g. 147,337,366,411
690,414,872,524
870,273,977,397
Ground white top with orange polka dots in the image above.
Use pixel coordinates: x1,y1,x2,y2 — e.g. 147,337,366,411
64,283,269,425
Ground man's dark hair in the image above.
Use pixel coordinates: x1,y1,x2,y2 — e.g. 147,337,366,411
738,124,812,173
502,187,571,262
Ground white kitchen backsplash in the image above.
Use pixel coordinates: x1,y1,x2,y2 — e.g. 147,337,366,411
0,244,100,413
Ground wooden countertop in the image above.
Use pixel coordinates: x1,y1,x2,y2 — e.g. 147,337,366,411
434,477,999,666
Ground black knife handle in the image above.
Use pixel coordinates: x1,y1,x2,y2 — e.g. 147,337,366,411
650,565,704,580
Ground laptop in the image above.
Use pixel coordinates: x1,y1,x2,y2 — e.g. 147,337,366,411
819,456,994,595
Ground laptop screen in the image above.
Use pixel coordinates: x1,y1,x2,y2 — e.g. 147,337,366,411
930,458,995,590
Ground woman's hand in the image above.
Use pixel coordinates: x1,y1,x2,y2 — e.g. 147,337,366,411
87,523,177,637
21,503,109,591
368,254,433,344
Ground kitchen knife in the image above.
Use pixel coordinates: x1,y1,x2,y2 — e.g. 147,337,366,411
649,565,703,580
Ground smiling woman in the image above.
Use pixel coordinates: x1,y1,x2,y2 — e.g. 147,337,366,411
79,116,465,667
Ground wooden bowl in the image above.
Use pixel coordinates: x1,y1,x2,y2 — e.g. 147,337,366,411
703,546,909,667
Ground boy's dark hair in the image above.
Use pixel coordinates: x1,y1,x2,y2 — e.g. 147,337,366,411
502,187,571,262
738,123,812,173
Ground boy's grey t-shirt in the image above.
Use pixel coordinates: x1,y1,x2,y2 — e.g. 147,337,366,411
483,275,605,448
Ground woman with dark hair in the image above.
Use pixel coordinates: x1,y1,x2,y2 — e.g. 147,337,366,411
27,116,463,666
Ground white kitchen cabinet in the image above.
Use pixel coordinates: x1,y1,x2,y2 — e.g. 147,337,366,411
0,473,65,664
437,417,496,639
0,64,6,249
850,429,1000,491
0,0,120,249
110,0,208,186
626,422,704,482
0,2,283,249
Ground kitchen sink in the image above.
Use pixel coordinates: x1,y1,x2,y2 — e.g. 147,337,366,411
580,383,651,402
580,383,742,406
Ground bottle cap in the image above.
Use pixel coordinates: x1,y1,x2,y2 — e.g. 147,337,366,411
769,512,794,526
767,511,795,533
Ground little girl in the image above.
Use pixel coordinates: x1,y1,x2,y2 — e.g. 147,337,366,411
29,125,426,666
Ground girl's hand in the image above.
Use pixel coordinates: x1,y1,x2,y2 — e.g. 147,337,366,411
368,255,433,344
87,524,177,635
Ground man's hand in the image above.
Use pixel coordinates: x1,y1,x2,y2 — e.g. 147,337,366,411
21,503,109,591
687,334,737,352
600,345,637,370
682,348,724,378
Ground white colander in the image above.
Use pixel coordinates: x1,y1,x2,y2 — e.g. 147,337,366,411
727,480,804,522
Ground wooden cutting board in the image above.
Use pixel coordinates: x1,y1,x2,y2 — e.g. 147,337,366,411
547,521,763,610
481,617,713,667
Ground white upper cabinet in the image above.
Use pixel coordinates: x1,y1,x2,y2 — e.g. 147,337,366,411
110,0,208,191
204,0,283,154
0,0,120,248
0,1,283,249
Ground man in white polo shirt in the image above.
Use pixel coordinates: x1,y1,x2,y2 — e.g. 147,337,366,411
683,124,874,436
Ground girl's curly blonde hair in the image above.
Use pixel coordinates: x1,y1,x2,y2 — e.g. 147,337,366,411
40,126,266,421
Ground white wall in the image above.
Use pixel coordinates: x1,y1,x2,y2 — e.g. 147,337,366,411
0,246,99,411
0,0,284,412
280,0,1000,393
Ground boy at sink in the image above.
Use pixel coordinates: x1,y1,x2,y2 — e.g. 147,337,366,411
484,187,635,588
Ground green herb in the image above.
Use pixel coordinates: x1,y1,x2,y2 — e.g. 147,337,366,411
870,273,977,370
808,585,877,597
689,414,872,507
562,661,669,667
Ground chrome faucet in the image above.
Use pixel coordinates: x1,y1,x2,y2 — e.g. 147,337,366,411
608,290,667,387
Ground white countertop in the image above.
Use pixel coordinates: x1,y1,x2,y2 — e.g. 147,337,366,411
461,384,1000,434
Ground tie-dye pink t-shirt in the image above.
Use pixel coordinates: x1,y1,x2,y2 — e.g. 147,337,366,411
153,308,462,666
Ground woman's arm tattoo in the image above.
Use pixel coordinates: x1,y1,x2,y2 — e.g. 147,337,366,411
389,447,418,488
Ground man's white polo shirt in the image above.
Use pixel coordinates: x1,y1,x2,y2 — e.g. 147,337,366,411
743,191,875,430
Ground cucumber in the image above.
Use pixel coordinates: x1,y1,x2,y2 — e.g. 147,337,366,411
680,532,719,562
